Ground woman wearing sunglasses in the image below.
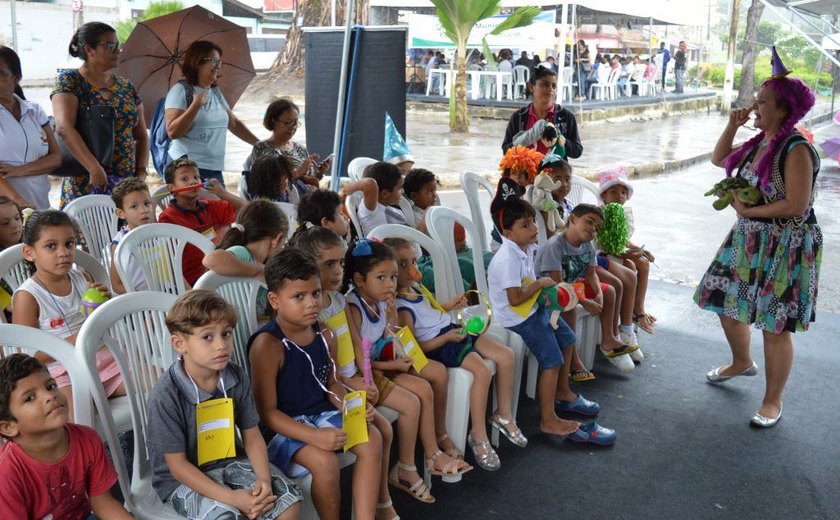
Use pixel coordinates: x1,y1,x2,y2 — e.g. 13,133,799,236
164,40,258,187
52,22,149,207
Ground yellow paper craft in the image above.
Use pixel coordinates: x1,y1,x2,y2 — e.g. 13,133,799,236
395,326,429,373
418,284,447,313
342,390,368,452
0,286,11,312
195,397,236,466
510,277,540,318
323,310,356,369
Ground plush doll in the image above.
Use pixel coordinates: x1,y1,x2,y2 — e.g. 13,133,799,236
704,177,762,210
539,282,579,329
511,120,567,157
529,171,564,233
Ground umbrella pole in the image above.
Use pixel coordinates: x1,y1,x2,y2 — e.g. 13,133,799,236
331,0,357,193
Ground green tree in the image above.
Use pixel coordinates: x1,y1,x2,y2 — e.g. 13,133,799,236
430,0,540,132
116,1,185,43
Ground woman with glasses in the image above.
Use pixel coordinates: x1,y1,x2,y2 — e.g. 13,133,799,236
52,22,149,207
244,97,331,198
0,46,61,209
164,40,258,187
501,65,583,160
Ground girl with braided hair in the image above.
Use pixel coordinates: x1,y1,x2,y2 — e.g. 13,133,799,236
696,47,822,428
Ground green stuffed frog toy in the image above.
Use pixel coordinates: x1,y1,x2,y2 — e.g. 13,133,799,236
705,177,762,211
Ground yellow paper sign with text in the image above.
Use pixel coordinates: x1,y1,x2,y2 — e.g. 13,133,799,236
342,390,368,452
195,397,236,466
323,310,356,369
511,277,540,318
395,327,429,373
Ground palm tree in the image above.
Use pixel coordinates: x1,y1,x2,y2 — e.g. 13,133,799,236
116,1,184,43
431,0,540,132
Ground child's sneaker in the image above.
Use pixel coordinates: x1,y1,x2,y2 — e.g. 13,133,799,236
619,331,644,363
599,347,635,373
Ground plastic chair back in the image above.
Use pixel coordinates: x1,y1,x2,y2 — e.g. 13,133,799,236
569,175,601,208
426,207,489,297
459,171,495,253
75,292,181,519
64,194,118,268
194,272,267,376
277,201,297,234
398,196,416,228
114,223,214,295
151,185,173,213
0,324,94,427
348,157,377,181
344,192,363,239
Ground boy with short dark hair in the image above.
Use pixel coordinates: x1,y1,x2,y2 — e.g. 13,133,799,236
0,354,133,519
402,168,437,232
110,177,154,293
355,161,406,236
147,290,301,519
487,198,616,445
535,203,637,374
158,158,245,285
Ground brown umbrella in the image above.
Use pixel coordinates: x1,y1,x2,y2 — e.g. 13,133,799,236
118,5,256,126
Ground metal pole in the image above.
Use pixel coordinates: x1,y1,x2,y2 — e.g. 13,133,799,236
558,2,568,88
757,0,840,69
331,0,336,27
330,0,356,192
10,0,18,51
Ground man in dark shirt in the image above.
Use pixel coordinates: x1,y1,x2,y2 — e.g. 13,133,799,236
515,51,533,69
674,40,687,93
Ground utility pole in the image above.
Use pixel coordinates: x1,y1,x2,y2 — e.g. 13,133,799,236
721,0,741,113
10,0,18,51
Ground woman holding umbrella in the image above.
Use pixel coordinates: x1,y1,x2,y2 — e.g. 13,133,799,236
164,40,259,187
52,22,149,207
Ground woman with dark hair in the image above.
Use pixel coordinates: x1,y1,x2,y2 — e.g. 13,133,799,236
51,22,149,207
164,40,258,187
573,39,591,100
697,48,822,428
501,66,583,159
244,97,332,197
0,46,61,209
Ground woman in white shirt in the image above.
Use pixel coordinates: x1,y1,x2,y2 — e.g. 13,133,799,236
0,46,61,209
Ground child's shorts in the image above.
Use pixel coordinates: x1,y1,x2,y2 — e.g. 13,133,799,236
49,347,122,396
507,307,575,371
267,409,343,478
425,323,476,368
596,254,610,270
373,369,396,402
579,280,610,299
167,459,301,519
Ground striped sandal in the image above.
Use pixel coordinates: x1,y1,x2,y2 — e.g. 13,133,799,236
388,463,434,504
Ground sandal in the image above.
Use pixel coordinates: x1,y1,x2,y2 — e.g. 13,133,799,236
570,368,596,382
376,499,400,520
388,463,435,504
425,450,472,477
488,414,528,447
634,313,656,334
467,433,501,471
436,433,464,460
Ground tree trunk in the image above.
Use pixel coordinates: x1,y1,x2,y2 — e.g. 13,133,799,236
736,0,764,108
452,41,469,132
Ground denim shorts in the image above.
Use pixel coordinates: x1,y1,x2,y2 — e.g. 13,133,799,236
508,306,576,371
266,409,342,478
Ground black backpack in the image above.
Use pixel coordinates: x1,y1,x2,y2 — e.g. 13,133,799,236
149,80,193,178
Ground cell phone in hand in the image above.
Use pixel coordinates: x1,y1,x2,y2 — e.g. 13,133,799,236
319,153,335,166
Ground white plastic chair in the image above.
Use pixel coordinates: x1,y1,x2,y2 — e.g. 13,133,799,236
64,194,118,270
76,291,180,519
114,223,214,295
568,175,601,207
398,196,416,228
151,185,172,213
524,185,550,246
513,65,530,99
347,157,377,182
590,68,620,100
424,207,525,447
344,192,364,239
0,324,94,428
459,171,495,253
559,67,574,102
277,201,298,234
193,272,266,377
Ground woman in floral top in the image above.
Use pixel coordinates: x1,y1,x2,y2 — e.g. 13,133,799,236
51,22,148,208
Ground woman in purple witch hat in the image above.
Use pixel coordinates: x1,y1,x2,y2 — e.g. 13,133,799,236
695,47,822,428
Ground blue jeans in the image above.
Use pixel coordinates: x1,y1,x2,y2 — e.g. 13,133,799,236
507,307,576,371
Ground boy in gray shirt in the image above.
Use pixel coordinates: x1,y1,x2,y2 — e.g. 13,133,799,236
147,290,301,519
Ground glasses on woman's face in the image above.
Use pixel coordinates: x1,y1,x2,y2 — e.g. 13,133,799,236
96,41,120,53
202,57,223,69
277,119,300,129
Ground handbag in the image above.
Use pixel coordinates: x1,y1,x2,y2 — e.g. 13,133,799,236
51,72,115,177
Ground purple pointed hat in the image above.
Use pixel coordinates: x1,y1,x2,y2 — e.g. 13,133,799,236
769,46,791,80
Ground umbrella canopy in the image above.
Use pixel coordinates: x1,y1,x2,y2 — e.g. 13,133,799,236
819,136,840,159
118,5,255,127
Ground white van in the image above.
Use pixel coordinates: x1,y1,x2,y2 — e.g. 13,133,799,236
248,35,287,71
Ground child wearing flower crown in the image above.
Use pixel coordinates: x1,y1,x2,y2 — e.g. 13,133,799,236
489,146,544,250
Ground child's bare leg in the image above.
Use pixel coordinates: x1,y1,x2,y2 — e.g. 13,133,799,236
459,352,491,441
349,424,382,520
560,309,587,374
371,412,396,519
413,360,451,449
629,256,654,326
538,366,580,436
381,383,423,485
474,337,514,420
606,262,636,326
60,386,74,423
292,446,340,520
554,345,577,403
598,285,623,350
597,269,623,335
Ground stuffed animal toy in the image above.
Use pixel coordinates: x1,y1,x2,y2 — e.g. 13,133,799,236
704,177,762,210
539,282,579,329
529,171,564,233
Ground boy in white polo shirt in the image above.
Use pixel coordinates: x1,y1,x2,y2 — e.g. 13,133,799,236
487,196,616,445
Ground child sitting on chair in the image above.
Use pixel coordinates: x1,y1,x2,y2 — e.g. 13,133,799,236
297,189,351,240
402,168,437,233
0,354,133,519
354,161,407,237
147,290,301,519
0,197,23,321
109,178,154,293
490,145,544,251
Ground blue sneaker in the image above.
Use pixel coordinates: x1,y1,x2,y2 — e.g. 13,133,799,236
567,422,616,446
555,394,600,416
